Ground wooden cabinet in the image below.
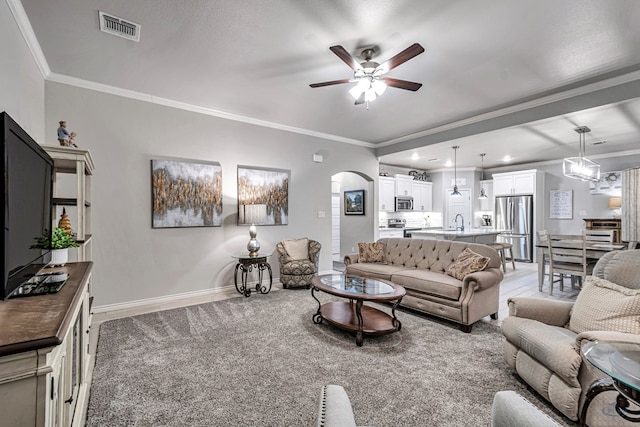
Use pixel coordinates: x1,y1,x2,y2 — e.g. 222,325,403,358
583,218,622,243
0,262,93,427
42,146,95,262
412,181,432,211
493,170,537,195
395,175,412,196
379,177,395,212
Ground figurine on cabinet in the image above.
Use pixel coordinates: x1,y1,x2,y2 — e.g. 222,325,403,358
57,121,70,146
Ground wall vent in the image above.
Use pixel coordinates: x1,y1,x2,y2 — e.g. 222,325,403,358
99,11,140,42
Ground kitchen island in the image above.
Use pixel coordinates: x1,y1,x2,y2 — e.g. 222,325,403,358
410,228,502,244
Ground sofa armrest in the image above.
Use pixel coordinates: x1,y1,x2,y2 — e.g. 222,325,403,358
491,391,562,427
507,298,574,327
316,385,357,427
343,253,359,265
464,268,503,291
576,331,640,350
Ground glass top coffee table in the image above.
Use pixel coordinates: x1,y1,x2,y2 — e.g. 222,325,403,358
581,340,640,425
311,274,406,347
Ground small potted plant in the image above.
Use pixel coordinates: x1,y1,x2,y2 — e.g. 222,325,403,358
31,227,79,266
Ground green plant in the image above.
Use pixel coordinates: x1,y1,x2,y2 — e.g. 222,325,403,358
31,227,79,250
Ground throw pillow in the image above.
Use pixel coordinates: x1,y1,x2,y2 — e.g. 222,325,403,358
358,242,387,264
445,248,490,281
569,276,640,334
282,238,309,260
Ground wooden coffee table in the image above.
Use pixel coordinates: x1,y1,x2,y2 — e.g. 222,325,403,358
311,274,406,346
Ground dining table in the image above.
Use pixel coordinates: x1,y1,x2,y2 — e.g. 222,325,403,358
535,236,626,289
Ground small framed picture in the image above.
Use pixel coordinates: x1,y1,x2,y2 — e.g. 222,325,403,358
344,190,365,215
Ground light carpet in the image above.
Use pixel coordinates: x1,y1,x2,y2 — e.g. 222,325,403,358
87,289,574,426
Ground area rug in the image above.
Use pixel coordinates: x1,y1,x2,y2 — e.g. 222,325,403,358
87,289,575,426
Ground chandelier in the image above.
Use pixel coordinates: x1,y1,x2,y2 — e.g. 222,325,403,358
563,126,600,182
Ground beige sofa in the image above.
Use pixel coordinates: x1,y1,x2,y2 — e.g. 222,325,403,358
501,250,640,425
344,238,504,332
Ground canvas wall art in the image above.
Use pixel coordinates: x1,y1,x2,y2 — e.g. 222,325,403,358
238,166,289,225
151,159,223,228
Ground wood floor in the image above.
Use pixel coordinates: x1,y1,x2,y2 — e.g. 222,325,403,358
492,261,580,320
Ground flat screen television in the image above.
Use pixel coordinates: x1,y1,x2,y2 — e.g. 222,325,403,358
1,111,54,299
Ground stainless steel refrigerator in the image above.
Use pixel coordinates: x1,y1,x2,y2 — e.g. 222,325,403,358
495,195,533,262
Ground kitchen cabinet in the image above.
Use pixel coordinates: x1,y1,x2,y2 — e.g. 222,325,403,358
395,174,412,196
379,177,396,212
412,181,432,211
379,229,404,238
493,170,537,195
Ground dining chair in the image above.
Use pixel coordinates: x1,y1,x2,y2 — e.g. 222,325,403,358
547,234,595,295
536,230,563,293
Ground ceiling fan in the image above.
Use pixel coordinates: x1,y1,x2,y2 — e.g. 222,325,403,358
309,43,425,106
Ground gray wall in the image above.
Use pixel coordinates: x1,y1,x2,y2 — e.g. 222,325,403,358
0,1,45,140
44,82,378,307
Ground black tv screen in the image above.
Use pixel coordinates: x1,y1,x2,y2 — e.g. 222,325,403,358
1,112,53,299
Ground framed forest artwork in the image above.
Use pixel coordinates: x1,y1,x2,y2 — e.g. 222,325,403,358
344,189,365,215
237,166,289,225
151,159,222,228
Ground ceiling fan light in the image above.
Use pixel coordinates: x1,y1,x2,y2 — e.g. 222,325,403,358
365,89,376,103
357,78,371,91
372,80,387,96
349,85,364,100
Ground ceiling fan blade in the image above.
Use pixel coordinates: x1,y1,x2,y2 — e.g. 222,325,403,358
382,77,423,91
309,79,352,88
377,43,425,73
329,45,363,71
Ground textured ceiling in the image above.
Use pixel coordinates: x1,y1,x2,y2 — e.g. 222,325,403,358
17,0,640,168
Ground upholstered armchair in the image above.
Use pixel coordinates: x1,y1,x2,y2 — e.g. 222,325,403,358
501,250,640,425
276,238,321,288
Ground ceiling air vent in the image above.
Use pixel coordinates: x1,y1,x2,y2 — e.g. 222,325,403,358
99,11,140,42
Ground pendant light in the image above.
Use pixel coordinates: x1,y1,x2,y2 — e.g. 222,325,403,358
478,153,488,199
563,126,600,182
451,145,462,197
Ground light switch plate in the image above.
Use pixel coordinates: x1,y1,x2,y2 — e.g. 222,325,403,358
318,210,325,218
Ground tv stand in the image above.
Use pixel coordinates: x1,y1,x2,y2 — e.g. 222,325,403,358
0,262,92,427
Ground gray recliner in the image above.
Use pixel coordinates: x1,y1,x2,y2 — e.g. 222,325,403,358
501,250,640,425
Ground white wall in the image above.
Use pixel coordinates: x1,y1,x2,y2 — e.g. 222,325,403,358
44,82,379,307
0,1,45,140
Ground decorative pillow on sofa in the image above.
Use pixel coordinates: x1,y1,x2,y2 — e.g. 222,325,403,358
569,276,640,334
358,242,387,264
445,248,490,281
282,238,309,260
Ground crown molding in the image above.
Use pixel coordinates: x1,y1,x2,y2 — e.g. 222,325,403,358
6,0,50,78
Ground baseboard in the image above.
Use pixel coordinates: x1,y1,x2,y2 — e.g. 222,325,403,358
92,281,283,322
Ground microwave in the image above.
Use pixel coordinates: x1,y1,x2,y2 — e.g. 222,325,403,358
395,196,414,212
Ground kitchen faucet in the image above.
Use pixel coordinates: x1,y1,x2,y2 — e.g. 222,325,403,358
454,214,465,231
